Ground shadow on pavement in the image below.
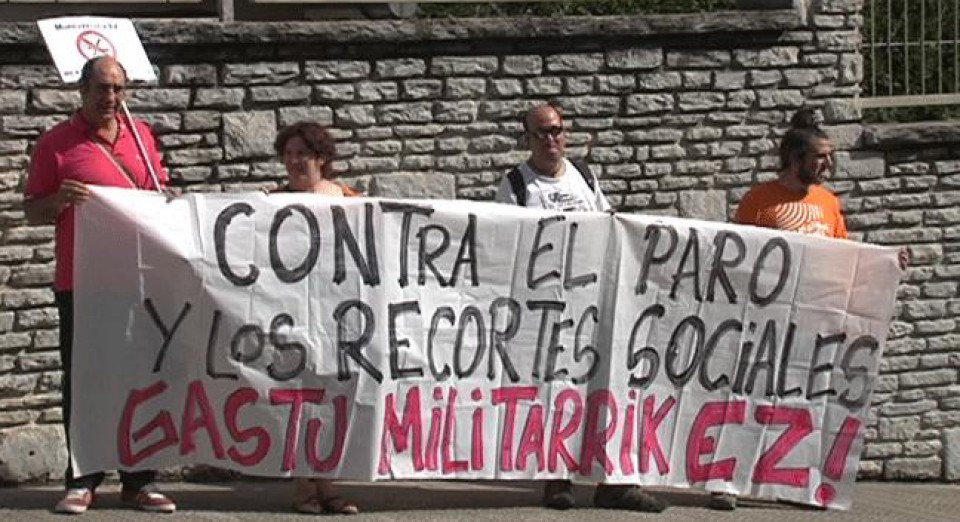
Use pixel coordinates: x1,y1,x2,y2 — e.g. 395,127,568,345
0,480,759,514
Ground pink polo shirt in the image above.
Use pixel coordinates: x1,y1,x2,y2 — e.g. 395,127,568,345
25,112,168,291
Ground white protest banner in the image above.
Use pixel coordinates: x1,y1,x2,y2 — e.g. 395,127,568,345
72,187,901,510
37,17,156,83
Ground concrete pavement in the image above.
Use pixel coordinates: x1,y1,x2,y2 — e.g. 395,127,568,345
1,480,958,521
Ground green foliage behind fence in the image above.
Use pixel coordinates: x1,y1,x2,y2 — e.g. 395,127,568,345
863,0,960,121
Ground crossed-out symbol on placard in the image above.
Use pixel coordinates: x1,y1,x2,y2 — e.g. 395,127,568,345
76,30,116,60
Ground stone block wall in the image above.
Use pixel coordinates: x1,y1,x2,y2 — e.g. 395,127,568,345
854,123,960,481
0,1,955,483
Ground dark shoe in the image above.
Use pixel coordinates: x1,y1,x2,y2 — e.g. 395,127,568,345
593,484,668,512
120,488,176,513
708,492,737,510
542,480,575,510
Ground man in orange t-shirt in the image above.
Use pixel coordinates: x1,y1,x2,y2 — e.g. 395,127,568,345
735,176,847,239
735,109,847,239
728,111,906,511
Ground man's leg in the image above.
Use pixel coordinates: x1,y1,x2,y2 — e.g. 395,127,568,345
54,291,104,514
593,484,668,512
542,480,575,510
119,470,157,493
118,467,175,512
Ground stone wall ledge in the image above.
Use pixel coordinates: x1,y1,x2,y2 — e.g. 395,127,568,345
0,10,802,45
863,122,960,149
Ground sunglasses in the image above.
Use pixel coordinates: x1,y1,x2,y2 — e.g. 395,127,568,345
530,126,564,140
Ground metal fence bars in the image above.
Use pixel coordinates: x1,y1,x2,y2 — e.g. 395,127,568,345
863,0,960,108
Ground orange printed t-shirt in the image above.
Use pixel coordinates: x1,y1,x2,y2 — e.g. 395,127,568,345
735,180,848,239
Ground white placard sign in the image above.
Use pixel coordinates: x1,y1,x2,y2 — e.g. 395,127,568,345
37,17,156,83
71,187,901,510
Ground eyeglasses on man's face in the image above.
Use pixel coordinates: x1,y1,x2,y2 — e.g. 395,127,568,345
529,126,564,141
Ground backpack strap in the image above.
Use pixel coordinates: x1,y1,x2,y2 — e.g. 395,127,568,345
506,166,527,207
568,158,596,193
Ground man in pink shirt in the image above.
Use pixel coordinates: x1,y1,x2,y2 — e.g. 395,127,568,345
23,56,176,515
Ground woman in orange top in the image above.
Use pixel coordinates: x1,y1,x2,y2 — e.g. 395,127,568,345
272,121,360,515
273,121,360,198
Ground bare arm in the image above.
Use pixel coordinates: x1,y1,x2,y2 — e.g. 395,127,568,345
23,179,90,225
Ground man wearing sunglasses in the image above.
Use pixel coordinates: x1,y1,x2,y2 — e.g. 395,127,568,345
494,105,667,514
494,104,610,211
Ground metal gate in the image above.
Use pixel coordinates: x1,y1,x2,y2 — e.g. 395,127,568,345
863,0,960,108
